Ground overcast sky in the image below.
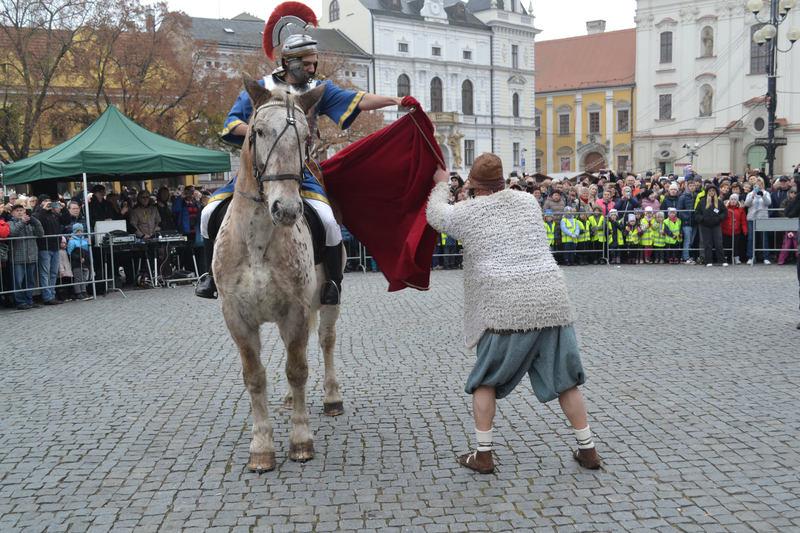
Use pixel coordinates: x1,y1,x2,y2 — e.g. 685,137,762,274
150,0,637,41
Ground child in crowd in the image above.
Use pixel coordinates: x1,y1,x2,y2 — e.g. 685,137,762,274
721,194,748,264
641,207,655,263
623,214,642,264
664,207,683,263
651,211,667,264
576,212,590,265
56,236,74,301
443,232,458,270
67,223,93,301
560,206,580,266
543,209,559,256
589,206,605,265
606,209,624,264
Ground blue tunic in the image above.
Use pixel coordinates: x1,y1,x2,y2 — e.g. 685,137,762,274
219,77,365,205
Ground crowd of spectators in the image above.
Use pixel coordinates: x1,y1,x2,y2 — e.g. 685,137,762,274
468,167,799,268
3,168,799,310
0,184,212,310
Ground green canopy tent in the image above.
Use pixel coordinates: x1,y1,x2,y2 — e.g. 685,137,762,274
3,104,231,186
2,105,231,298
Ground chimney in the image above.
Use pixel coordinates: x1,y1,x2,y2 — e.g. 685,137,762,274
586,20,606,35
146,8,155,33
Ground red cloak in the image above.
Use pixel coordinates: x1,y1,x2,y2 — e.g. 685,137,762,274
320,109,443,292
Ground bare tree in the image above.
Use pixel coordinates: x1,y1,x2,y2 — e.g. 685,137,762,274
74,0,231,145
0,0,96,162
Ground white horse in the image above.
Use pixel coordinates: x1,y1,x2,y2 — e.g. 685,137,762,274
214,74,344,471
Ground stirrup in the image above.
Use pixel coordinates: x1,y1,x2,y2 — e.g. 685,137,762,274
320,280,341,306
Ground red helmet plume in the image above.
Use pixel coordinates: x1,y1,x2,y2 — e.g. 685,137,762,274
263,2,318,60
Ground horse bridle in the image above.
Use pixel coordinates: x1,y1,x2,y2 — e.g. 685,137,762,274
246,95,307,201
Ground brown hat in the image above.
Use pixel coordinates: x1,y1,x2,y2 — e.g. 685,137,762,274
463,153,504,193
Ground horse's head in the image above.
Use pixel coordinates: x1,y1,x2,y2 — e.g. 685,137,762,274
242,73,325,227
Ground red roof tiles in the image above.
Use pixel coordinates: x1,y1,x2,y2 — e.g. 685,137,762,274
535,28,636,93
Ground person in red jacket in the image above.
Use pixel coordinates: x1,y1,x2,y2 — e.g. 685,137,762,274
722,193,748,264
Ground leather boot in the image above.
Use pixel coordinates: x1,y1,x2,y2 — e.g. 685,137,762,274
459,450,494,474
195,239,217,299
320,244,344,306
195,273,217,299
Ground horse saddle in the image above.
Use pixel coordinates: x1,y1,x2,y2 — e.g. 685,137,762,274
302,197,325,266
209,194,324,265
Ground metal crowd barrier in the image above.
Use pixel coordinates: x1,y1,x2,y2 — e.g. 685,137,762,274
0,230,200,303
751,208,799,266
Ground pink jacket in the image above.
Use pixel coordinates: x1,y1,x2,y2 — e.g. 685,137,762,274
641,198,661,212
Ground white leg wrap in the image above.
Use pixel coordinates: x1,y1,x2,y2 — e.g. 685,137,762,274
305,198,342,246
574,426,595,450
200,200,221,239
476,428,493,452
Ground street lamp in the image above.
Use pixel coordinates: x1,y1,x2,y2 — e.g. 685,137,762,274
683,143,700,168
750,0,800,175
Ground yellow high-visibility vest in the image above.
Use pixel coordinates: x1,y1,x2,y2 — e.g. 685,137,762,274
562,218,578,243
544,220,556,245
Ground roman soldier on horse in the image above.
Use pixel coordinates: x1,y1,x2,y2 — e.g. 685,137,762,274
196,1,404,304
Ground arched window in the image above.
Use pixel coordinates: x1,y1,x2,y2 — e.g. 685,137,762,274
512,93,520,118
660,31,673,63
329,0,340,22
430,77,443,113
397,74,410,97
462,80,473,115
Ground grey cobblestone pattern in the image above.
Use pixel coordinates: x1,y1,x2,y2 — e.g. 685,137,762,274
1,265,799,532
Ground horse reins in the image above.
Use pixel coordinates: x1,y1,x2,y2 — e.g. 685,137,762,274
242,95,307,203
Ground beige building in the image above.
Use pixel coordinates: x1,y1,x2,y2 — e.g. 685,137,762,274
321,0,539,174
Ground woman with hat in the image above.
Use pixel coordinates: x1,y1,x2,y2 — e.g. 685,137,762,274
426,154,601,474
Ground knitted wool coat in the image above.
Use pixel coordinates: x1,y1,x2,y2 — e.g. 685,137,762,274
426,183,575,349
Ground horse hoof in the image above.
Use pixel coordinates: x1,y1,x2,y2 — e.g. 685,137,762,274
289,442,314,462
247,452,276,472
323,402,344,416
283,398,293,409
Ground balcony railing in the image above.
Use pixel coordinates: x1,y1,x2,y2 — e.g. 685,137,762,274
429,112,459,124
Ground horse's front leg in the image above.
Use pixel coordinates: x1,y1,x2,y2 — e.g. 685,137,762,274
319,305,343,416
223,302,276,472
282,361,294,409
279,312,314,462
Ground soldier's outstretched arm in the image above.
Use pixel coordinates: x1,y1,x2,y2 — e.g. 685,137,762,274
357,93,404,111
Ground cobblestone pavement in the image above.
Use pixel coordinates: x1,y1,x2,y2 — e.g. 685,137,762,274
1,264,799,533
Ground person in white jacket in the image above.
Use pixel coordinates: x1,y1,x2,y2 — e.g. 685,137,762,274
744,176,772,265
426,154,601,475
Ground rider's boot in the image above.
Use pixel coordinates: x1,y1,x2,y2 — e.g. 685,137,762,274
195,239,218,299
320,244,344,306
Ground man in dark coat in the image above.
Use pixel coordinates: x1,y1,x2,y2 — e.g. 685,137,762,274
154,187,175,232
614,186,640,217
88,185,119,225
31,195,64,305
676,180,700,263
